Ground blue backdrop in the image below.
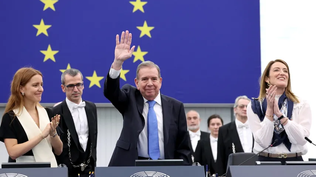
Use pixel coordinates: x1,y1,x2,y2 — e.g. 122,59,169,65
0,0,261,103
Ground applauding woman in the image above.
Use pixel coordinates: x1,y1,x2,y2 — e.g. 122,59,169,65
247,59,312,164
0,67,62,167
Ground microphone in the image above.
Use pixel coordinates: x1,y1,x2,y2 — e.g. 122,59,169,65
218,139,278,177
305,137,316,146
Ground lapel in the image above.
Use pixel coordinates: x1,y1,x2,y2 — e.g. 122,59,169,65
136,91,145,129
161,95,171,147
136,91,144,116
205,138,216,165
201,131,210,141
229,121,244,152
84,101,96,147
188,134,194,154
61,100,81,149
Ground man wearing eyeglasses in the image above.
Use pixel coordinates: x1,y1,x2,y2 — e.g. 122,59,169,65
216,95,253,176
52,68,98,177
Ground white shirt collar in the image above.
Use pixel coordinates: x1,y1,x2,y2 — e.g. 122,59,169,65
235,118,249,128
189,129,201,137
210,134,218,142
66,97,84,111
143,92,162,106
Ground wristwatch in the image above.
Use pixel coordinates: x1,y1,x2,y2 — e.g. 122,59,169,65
278,114,286,120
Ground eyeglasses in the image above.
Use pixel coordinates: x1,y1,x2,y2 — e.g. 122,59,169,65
64,83,84,90
237,104,247,109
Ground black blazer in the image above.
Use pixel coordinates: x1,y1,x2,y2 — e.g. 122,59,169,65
104,73,192,166
189,131,210,154
194,137,217,175
216,121,244,175
52,100,97,175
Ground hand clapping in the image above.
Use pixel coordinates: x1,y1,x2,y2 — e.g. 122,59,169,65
266,85,282,119
50,114,60,136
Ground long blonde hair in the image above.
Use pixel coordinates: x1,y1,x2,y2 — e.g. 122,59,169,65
258,59,299,103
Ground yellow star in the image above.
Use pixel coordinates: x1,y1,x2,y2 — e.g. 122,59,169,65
133,46,148,63
86,71,104,88
120,68,130,81
40,44,59,62
33,19,51,36
60,63,71,73
40,0,58,11
129,0,147,13
136,21,154,38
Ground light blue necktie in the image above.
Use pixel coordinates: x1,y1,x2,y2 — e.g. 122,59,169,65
147,100,160,160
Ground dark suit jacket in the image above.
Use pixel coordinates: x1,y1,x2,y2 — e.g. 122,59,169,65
216,121,244,175
104,73,192,166
189,131,210,155
194,137,217,175
52,100,97,176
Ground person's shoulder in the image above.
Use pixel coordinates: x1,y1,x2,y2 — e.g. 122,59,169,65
1,111,16,122
84,100,97,107
220,121,234,130
201,131,210,135
294,97,310,108
44,107,54,117
122,84,137,91
161,94,183,105
51,100,65,112
197,138,209,145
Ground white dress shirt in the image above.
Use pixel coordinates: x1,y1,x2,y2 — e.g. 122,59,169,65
247,97,312,154
235,119,253,152
210,135,218,161
189,129,201,152
109,67,165,159
66,98,89,151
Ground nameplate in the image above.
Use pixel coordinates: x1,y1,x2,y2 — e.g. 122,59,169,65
96,166,204,177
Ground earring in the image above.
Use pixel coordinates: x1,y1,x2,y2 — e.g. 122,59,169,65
267,82,270,87
21,92,24,96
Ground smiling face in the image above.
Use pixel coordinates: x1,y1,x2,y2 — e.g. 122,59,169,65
265,61,289,89
134,66,162,101
20,74,43,104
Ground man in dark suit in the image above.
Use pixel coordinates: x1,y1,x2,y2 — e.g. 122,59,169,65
194,114,223,175
103,30,192,166
53,69,98,177
216,95,252,175
186,110,210,157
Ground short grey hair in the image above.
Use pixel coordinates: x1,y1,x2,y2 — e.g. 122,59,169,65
186,110,200,119
233,95,250,108
136,61,161,79
61,68,83,85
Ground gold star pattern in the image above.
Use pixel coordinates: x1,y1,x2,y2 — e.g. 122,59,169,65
40,0,58,11
60,63,71,73
129,0,147,13
137,21,154,38
120,68,130,81
40,44,59,62
33,19,52,36
86,71,104,88
133,46,148,63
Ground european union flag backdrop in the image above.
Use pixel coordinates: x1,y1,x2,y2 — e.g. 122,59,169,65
0,0,261,103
